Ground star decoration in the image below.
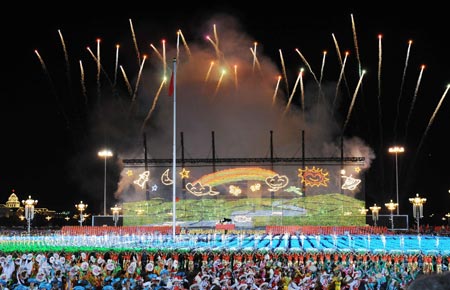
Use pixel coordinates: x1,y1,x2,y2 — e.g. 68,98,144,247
354,167,361,173
127,169,133,176
152,184,158,191
180,168,190,179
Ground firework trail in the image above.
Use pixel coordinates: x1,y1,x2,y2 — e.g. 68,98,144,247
176,31,180,63
393,40,413,141
162,39,167,78
284,69,302,115
404,65,426,141
332,33,343,65
319,51,327,85
213,23,219,48
129,18,141,66
342,70,366,133
252,42,257,72
295,48,320,86
272,75,282,106
150,43,164,63
351,13,362,77
249,47,262,75
114,44,120,87
299,68,305,123
206,35,216,52
86,46,96,61
376,34,384,152
34,50,69,127
58,29,71,91
213,69,226,97
35,50,48,74
204,61,215,83
86,46,114,90
377,35,382,95
141,78,167,133
85,43,105,112
120,65,133,97
318,50,327,103
332,34,351,101
234,64,238,90
178,29,191,57
415,85,450,159
279,49,290,97
96,38,101,102
79,60,87,104
128,55,147,116
58,29,70,69
206,35,221,61
332,51,349,112
212,25,225,63
131,55,147,103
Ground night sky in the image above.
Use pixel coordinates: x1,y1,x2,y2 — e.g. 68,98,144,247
2,4,449,225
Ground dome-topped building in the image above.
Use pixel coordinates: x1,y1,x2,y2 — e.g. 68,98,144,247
5,190,20,208
0,189,56,223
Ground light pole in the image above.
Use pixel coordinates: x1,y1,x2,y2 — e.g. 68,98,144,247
369,204,381,227
76,201,88,226
22,196,38,236
98,149,113,216
385,200,398,230
111,204,121,226
388,146,404,215
409,193,426,234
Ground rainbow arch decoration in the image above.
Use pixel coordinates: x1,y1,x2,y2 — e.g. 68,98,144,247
192,167,278,187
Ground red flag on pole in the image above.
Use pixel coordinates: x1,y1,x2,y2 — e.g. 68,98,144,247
168,71,174,96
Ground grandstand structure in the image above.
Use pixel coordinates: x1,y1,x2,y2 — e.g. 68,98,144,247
101,131,385,228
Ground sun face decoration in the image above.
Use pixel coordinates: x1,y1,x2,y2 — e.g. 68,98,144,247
297,166,330,187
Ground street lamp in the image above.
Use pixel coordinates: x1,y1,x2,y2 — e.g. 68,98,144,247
369,204,381,227
385,200,398,230
75,201,88,226
98,149,113,216
409,193,426,234
111,204,121,226
388,146,404,215
22,196,38,236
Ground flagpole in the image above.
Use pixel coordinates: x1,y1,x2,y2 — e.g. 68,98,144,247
171,58,177,239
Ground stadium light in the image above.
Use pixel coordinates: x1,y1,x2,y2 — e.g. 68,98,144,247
388,146,404,215
98,149,113,215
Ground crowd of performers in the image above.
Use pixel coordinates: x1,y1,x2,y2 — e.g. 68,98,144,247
0,247,449,290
